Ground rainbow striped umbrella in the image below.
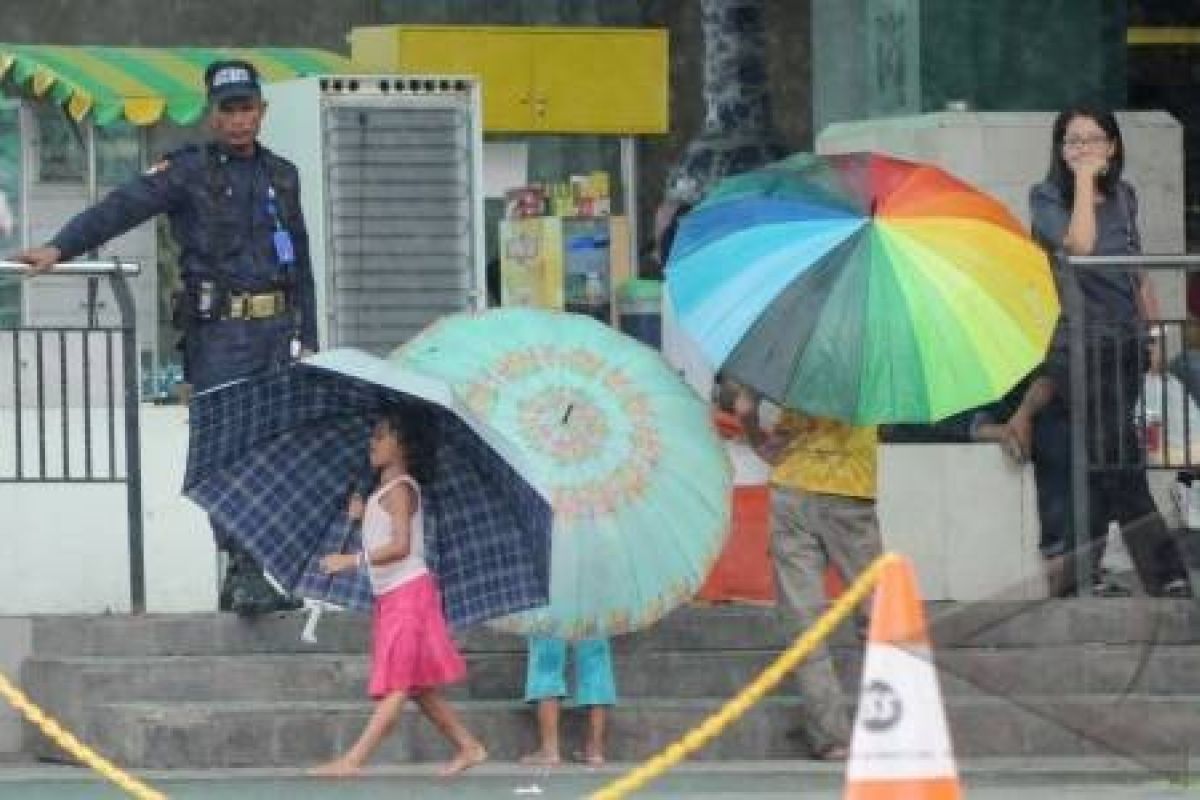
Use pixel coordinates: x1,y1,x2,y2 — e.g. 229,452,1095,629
666,152,1060,424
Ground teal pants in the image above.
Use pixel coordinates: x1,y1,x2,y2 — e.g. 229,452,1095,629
524,636,617,707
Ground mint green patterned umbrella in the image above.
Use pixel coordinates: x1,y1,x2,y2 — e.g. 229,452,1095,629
396,308,732,640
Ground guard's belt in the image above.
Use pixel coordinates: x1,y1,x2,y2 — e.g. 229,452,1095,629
227,290,287,320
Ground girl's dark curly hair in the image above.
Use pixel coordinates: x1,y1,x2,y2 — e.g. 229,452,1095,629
378,404,438,486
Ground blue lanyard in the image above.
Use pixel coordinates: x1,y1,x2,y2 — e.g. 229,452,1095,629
266,184,296,268
266,185,286,232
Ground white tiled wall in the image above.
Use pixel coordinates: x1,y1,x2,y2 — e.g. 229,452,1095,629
878,444,1046,601
0,406,214,614
21,182,158,362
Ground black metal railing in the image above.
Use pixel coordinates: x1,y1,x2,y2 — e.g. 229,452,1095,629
0,260,145,611
1063,253,1200,591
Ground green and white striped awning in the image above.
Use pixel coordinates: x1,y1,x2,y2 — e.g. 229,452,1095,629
0,45,355,127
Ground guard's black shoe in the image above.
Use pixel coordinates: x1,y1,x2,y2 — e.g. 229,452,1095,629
228,579,302,616
221,549,301,616
1162,579,1194,599
1091,578,1132,597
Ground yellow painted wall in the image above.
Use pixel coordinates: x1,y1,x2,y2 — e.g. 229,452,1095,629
350,25,668,134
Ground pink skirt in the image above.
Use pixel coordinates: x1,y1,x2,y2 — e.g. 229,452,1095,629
368,572,466,699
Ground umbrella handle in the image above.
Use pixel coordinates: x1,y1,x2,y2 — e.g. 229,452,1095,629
320,513,360,585
301,514,354,642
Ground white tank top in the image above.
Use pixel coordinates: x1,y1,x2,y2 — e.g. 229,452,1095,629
361,475,428,595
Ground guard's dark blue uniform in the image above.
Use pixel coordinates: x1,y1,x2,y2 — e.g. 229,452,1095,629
49,141,317,392
47,138,317,614
35,58,322,615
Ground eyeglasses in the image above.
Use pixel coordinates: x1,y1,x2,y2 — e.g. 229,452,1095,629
1062,134,1110,150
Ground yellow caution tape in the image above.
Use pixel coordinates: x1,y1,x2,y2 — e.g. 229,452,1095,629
590,552,895,800
1127,27,1200,46
0,669,166,799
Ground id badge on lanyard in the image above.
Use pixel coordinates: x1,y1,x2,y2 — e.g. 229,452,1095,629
267,186,296,268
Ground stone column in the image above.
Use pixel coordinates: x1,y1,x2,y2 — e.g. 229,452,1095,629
811,0,1127,136
664,0,788,206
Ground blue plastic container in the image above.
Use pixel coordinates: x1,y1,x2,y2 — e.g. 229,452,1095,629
618,279,662,349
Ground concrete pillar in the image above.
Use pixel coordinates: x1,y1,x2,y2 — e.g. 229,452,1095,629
812,0,1127,137
665,0,788,205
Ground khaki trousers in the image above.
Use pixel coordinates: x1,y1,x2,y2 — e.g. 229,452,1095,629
770,487,882,752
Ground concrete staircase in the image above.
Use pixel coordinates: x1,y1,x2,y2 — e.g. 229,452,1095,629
19,600,1200,768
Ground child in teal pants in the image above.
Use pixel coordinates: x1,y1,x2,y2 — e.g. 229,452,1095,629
520,636,616,766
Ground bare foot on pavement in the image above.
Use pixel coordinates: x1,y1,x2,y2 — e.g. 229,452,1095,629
308,758,362,777
520,749,563,767
439,743,488,777
581,748,606,767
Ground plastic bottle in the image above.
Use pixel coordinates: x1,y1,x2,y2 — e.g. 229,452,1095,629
1141,378,1164,456
584,272,604,304
583,271,608,323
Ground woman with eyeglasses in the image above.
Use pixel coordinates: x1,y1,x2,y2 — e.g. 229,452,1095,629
999,107,1193,598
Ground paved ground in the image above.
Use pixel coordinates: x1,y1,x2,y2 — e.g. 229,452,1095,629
0,760,1197,799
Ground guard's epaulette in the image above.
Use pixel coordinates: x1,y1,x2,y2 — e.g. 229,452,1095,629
144,144,202,175
258,145,294,171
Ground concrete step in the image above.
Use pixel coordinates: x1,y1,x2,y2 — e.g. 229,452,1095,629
26,599,1200,657
22,643,1200,709
35,695,1200,768
21,602,1200,768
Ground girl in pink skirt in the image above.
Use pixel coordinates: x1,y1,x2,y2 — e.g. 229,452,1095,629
311,410,487,778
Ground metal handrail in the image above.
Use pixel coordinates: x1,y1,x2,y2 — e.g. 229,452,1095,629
1,257,146,612
1062,253,1196,594
0,259,140,276
1067,254,1200,271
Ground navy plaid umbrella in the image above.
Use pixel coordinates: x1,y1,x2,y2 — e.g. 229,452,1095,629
183,349,553,629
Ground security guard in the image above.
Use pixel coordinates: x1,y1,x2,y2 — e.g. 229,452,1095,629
14,59,317,615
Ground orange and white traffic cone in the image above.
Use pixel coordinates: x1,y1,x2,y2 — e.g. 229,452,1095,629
844,555,962,799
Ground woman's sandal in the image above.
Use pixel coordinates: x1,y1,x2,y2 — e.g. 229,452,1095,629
815,744,848,762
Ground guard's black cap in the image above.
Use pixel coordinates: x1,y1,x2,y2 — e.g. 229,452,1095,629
204,59,262,105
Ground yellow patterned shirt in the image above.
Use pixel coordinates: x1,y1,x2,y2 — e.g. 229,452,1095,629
768,412,878,500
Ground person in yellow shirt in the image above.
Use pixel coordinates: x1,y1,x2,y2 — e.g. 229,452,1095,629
734,384,882,761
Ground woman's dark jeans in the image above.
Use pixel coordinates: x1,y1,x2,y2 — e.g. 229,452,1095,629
1033,341,1189,594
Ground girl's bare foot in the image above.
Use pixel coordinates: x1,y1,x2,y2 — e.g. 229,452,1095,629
308,758,362,777
439,743,487,777
572,748,605,767
519,749,562,767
